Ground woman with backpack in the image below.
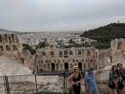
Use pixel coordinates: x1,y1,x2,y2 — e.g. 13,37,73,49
108,65,119,94
67,65,83,94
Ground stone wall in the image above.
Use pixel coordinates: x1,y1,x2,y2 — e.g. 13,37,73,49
96,49,111,69
111,38,125,62
0,32,21,60
33,46,98,72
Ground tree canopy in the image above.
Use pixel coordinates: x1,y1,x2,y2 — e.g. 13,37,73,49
81,23,125,49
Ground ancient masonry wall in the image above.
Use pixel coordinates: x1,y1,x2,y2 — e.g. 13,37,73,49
0,32,22,61
111,38,125,62
31,47,98,71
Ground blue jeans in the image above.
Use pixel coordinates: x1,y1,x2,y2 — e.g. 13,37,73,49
88,87,99,94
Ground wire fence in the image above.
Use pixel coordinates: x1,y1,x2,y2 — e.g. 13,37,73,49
0,71,125,94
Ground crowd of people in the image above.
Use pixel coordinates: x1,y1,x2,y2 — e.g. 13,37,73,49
67,63,125,94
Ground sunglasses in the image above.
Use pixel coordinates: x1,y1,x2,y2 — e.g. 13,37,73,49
74,68,78,70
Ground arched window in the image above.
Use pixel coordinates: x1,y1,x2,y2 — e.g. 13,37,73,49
51,63,55,71
78,50,81,56
47,63,50,69
117,41,122,50
0,46,3,51
64,51,68,58
44,64,46,70
60,64,63,70
41,60,43,63
87,50,90,56
42,51,46,56
59,51,62,57
50,51,54,57
78,62,82,70
70,51,73,55
84,64,86,69
0,35,2,42
9,36,11,43
6,45,10,51
13,45,17,51
88,63,90,67
56,63,59,70
90,59,93,62
64,62,69,71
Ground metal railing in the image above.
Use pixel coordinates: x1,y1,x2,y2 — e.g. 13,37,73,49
0,70,125,94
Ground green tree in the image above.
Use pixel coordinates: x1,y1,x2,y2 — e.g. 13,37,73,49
22,44,36,55
36,42,47,49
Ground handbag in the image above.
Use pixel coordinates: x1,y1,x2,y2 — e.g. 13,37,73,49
108,79,115,89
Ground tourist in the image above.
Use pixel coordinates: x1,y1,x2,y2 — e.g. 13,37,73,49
84,67,101,94
67,65,83,94
117,63,125,94
108,65,119,94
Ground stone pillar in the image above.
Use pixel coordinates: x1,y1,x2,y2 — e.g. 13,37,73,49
0,35,2,42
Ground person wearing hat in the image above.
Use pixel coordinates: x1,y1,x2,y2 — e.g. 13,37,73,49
67,65,83,94
84,67,102,94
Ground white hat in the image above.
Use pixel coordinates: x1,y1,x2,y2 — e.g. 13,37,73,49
73,65,78,70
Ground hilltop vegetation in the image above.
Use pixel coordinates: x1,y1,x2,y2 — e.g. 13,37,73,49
81,23,125,49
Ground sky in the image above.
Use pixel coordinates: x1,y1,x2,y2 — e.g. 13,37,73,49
0,0,125,32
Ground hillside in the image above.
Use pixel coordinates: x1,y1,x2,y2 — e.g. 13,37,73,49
81,23,125,49
0,28,17,32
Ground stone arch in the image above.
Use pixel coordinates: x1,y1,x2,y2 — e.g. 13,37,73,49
39,69,43,72
117,41,122,50
13,45,17,51
51,63,55,71
0,35,2,42
4,34,8,42
64,62,69,71
0,46,3,51
78,62,82,70
6,45,10,51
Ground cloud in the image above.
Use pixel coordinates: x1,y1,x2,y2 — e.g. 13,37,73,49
0,0,125,31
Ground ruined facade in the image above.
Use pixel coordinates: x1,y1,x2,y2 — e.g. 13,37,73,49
96,49,111,69
33,46,98,72
111,38,125,62
0,32,21,57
